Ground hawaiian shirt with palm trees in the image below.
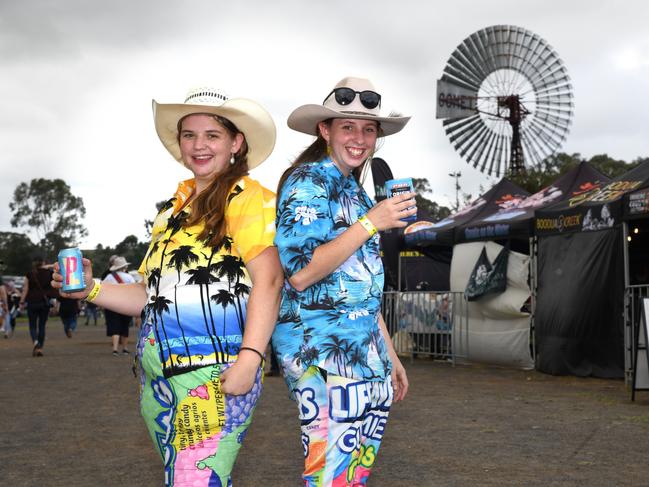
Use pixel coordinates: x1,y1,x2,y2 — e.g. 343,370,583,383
139,176,276,378
273,158,391,395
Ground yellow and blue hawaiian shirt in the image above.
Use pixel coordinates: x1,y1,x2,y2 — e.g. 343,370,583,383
272,158,391,395
139,176,275,378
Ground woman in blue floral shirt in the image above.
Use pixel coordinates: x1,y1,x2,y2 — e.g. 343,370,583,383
273,76,415,486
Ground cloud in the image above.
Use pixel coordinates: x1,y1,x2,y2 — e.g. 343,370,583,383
1,0,648,247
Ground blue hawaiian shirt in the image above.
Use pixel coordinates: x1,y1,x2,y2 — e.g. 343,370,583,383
272,158,392,396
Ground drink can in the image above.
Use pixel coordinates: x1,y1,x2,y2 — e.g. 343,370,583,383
385,177,417,222
58,247,86,293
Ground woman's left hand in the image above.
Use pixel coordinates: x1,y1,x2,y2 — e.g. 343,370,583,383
391,355,409,402
220,355,260,396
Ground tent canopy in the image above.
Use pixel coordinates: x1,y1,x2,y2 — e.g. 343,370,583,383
404,178,529,248
456,162,610,243
532,162,649,379
535,160,649,236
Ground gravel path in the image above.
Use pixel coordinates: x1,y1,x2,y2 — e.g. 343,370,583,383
2,319,649,486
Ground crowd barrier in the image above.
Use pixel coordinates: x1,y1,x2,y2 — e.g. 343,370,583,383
381,291,468,363
625,284,649,385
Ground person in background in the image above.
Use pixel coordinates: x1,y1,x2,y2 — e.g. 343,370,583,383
273,76,412,485
57,295,80,338
84,300,99,326
102,256,135,355
20,256,55,357
101,254,120,280
52,85,282,486
266,342,281,376
4,280,20,338
0,277,7,334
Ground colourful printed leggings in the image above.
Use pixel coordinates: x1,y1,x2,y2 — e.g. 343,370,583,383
139,332,262,487
294,366,394,486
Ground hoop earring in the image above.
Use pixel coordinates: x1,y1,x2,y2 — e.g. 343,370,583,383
230,154,236,165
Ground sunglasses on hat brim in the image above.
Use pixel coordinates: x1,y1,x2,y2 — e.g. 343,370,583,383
323,87,382,110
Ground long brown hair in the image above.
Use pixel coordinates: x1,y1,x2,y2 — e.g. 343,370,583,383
181,115,250,247
277,119,383,196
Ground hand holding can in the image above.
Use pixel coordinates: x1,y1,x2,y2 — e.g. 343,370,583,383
385,178,417,222
58,248,86,293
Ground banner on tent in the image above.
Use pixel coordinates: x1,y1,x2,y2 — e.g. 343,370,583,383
627,189,649,218
535,210,586,235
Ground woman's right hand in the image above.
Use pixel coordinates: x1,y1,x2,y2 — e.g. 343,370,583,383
52,257,95,300
366,191,417,231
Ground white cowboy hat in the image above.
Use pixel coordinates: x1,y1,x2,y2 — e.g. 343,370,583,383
153,87,276,170
287,77,410,136
109,256,130,272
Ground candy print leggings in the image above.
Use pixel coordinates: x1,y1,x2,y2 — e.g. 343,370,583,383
294,366,394,486
139,333,263,487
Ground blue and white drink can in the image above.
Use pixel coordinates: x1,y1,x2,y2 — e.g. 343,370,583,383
385,178,417,222
58,247,85,293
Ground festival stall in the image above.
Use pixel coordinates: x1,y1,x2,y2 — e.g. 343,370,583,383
623,185,649,285
534,161,649,378
448,162,610,370
455,162,610,247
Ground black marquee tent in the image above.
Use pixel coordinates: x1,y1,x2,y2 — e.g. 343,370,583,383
404,178,530,248
455,162,610,246
623,185,649,285
383,161,649,377
401,178,529,291
533,161,649,378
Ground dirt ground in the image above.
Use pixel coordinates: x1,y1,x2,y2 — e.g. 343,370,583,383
2,318,649,486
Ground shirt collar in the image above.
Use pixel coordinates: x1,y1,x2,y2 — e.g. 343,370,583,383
322,157,356,189
172,178,196,214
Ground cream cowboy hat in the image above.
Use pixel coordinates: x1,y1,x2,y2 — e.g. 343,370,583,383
109,256,130,272
153,87,276,169
287,77,410,136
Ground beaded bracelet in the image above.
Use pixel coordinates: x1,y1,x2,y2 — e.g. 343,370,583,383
85,279,102,303
358,215,378,237
239,346,265,364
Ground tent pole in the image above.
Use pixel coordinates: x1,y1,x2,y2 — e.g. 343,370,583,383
623,222,632,386
623,222,630,288
530,236,537,363
398,252,402,291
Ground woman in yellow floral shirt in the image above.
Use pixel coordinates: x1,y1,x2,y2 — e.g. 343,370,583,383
53,87,283,486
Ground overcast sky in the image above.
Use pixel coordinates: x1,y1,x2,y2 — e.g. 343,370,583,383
1,0,648,248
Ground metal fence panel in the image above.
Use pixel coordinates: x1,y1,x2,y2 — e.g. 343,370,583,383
382,291,467,362
625,284,649,385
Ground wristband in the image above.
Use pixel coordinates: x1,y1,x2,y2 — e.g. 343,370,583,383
358,215,378,237
86,279,102,302
238,346,265,364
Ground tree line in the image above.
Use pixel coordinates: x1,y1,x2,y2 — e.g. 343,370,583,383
2,152,646,276
1,178,149,276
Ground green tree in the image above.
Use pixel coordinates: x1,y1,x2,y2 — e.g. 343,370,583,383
510,153,644,194
144,200,174,238
115,235,149,269
84,235,149,278
509,152,580,193
9,178,87,259
412,178,452,221
0,232,37,275
588,154,640,179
